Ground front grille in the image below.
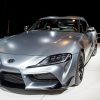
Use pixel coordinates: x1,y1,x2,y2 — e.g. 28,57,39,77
2,72,24,84
28,73,58,82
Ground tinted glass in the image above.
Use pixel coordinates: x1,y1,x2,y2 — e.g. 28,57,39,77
29,19,79,32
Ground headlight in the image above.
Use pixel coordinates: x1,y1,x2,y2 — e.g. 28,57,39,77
37,53,72,66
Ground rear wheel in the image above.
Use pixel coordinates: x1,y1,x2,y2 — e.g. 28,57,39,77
75,51,84,86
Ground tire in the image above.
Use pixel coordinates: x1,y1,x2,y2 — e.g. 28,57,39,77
92,44,97,56
0,72,2,85
75,51,84,86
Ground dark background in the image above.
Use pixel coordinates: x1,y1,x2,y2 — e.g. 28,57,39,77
0,0,99,37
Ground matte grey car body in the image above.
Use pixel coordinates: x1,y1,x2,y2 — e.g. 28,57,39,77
0,16,98,90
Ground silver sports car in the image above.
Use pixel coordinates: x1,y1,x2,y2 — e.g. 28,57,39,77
0,16,98,90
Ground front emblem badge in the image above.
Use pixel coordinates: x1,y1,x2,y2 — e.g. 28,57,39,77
8,59,15,63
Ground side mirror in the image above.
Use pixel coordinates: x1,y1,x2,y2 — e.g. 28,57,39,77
24,25,29,31
86,27,95,32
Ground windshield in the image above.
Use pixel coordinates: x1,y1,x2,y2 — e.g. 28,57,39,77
29,19,79,32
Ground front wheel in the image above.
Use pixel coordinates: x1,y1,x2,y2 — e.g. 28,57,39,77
92,44,97,56
75,52,84,86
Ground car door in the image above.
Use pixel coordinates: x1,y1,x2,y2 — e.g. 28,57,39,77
79,20,92,61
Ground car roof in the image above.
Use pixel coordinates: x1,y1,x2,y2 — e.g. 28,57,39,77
40,16,86,21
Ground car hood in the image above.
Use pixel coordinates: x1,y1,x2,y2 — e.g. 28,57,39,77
0,30,81,56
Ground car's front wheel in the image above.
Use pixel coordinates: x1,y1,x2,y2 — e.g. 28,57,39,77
75,51,84,86
92,44,97,56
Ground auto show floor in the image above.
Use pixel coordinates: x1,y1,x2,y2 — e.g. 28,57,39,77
0,44,100,100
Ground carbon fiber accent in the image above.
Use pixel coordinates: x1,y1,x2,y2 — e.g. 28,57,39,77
28,73,59,82
2,72,24,84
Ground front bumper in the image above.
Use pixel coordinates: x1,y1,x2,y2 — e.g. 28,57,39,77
0,53,79,90
0,71,62,90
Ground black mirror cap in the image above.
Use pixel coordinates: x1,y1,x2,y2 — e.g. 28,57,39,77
86,27,96,32
24,25,29,32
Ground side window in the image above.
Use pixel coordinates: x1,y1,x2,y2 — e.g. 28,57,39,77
80,20,88,33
